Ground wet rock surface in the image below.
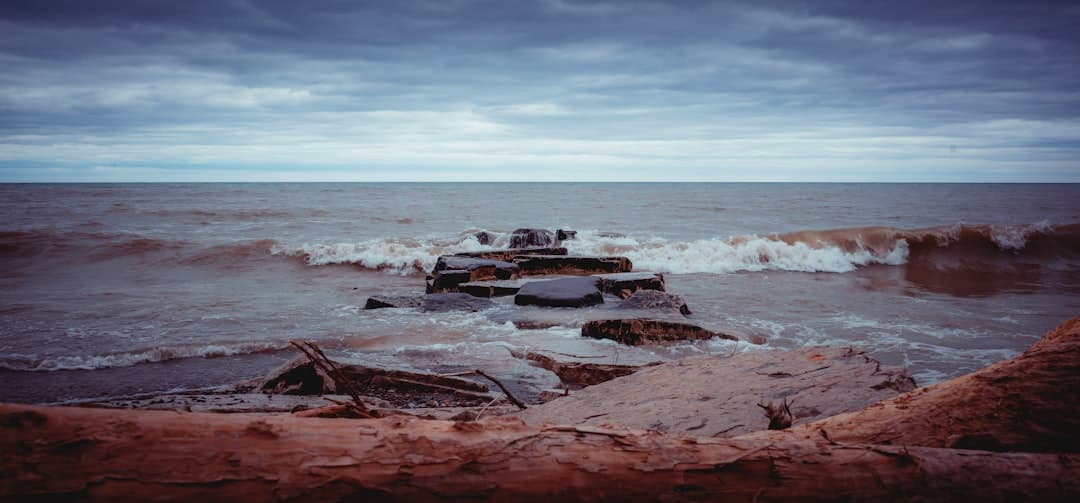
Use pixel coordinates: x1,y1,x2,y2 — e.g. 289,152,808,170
514,349,662,387
453,247,567,261
364,295,423,310
514,277,604,308
421,292,496,312
514,255,633,276
458,279,526,298
617,289,692,316
582,318,736,345
517,346,917,437
594,272,666,298
509,228,557,249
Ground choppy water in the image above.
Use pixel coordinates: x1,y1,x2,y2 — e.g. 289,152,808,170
1,183,1078,404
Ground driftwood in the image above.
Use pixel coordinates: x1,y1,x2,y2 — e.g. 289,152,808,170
1,315,1078,501
0,404,1077,501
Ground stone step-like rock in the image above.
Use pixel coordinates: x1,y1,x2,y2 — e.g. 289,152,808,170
594,272,665,298
515,276,604,308
458,279,527,298
453,247,568,261
428,256,521,293
581,318,737,345
514,255,632,276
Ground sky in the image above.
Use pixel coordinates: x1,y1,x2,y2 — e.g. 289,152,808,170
1,0,1079,182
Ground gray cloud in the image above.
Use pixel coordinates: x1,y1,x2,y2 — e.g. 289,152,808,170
1,0,1078,181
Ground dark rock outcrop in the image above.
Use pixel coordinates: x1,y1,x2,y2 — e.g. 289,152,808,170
594,272,665,298
428,256,520,293
617,289,692,316
421,293,496,312
514,277,604,308
556,229,577,241
514,255,632,276
472,231,493,246
364,295,424,310
581,318,736,345
509,228,556,249
453,247,568,262
434,256,520,280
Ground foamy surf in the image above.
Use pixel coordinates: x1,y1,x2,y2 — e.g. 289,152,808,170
0,341,291,372
265,222,1075,276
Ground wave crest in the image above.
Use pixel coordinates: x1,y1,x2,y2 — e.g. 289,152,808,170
0,341,290,372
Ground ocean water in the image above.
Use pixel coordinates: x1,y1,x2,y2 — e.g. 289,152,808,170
1,182,1078,404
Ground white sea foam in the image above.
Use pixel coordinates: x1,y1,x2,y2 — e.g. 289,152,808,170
271,232,495,274
1,341,289,372
565,230,909,274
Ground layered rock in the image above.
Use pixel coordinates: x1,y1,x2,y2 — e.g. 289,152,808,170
581,318,736,345
427,256,520,293
514,255,632,276
515,277,604,308
458,280,525,298
594,272,665,298
453,247,567,261
517,346,916,437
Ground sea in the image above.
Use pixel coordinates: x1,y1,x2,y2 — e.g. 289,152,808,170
1,183,1078,405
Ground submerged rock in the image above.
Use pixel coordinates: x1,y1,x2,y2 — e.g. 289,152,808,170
515,277,604,308
514,255,632,276
517,347,916,438
364,295,424,310
421,292,496,312
617,289,692,316
581,318,736,345
556,229,577,241
509,228,556,249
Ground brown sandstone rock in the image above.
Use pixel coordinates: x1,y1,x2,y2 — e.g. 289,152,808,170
594,272,665,297
514,255,632,276
517,346,915,437
581,318,736,345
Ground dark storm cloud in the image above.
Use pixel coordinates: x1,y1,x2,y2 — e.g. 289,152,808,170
1,0,1078,181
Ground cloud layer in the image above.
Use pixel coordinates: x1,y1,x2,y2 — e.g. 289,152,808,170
2,0,1079,181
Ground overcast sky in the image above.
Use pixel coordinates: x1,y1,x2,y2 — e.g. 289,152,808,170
1,0,1079,182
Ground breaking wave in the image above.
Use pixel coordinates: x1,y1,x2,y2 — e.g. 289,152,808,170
269,222,1079,276
0,341,290,372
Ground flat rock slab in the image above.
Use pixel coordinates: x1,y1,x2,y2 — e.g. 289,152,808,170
517,346,917,437
459,279,527,298
514,255,632,276
582,318,737,345
453,248,568,261
594,272,665,297
515,276,604,308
